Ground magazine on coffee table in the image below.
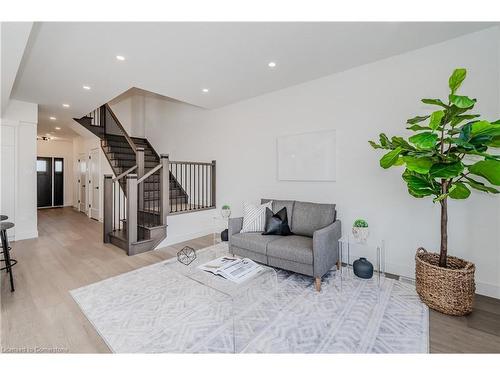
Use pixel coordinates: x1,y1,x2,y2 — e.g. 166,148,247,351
198,256,262,283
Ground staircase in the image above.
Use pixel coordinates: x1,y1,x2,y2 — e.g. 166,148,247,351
74,104,216,255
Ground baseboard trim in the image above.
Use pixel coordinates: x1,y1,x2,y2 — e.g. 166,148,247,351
156,228,213,249
12,229,38,241
475,281,500,299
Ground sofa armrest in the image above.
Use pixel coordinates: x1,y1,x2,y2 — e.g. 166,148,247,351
312,220,342,278
228,217,243,244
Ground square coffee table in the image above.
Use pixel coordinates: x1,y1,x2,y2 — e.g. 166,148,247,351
164,246,278,352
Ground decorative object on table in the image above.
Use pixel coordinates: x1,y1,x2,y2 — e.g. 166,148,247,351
352,219,369,243
370,68,500,316
218,205,231,242
177,246,196,265
221,204,231,219
353,257,374,279
241,201,272,233
220,229,229,242
262,207,293,236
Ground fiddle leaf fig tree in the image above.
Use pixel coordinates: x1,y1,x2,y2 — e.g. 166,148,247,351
370,69,500,267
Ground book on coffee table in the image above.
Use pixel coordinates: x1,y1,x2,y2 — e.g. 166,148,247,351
198,256,262,283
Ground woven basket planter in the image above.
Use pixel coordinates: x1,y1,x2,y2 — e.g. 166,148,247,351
415,248,475,316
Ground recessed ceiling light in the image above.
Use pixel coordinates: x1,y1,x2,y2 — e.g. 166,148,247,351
116,55,125,61
83,85,91,90
55,127,61,130
49,116,56,120
268,61,277,68
62,103,70,108
202,88,209,93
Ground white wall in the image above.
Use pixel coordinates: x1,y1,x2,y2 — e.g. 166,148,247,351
109,94,146,138
0,99,38,240
37,139,74,207
145,27,500,298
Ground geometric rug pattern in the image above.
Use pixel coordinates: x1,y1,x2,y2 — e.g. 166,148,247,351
70,243,428,353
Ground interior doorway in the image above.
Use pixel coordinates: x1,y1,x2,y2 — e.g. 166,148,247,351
37,157,64,208
37,157,53,208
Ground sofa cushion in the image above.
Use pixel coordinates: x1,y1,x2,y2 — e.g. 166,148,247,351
230,232,281,255
291,201,336,237
231,246,268,264
262,207,293,236
261,199,296,227
267,235,313,265
241,201,272,233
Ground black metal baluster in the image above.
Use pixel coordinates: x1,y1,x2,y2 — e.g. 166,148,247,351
179,164,184,211
156,175,158,223
188,164,191,211
118,182,121,230
113,182,116,231
169,164,172,214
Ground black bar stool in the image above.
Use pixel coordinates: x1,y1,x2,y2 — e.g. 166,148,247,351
0,221,16,292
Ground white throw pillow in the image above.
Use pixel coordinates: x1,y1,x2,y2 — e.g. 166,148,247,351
241,201,273,233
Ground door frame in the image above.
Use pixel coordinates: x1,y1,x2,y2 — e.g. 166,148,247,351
77,153,88,214
88,148,100,220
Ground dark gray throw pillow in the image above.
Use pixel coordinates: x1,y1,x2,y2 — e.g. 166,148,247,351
262,207,293,236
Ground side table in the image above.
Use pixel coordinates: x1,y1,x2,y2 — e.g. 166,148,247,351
338,234,385,290
212,216,229,245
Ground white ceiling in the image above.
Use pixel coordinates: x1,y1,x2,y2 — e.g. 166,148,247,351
1,22,33,115
8,22,497,138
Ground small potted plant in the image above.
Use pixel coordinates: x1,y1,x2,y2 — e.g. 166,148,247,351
352,219,369,243
221,204,231,219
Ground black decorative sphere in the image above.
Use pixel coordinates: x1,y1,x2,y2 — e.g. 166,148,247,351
353,257,374,279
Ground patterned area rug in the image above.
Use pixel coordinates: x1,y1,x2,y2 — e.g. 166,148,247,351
70,243,428,353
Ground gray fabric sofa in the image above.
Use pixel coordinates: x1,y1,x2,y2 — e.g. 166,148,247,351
228,199,341,291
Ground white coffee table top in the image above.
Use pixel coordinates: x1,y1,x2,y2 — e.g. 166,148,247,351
164,246,277,298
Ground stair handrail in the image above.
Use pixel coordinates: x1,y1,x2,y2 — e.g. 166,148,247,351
113,165,137,182
137,163,162,184
104,103,137,154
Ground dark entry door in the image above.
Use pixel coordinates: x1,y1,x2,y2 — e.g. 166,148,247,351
54,158,64,206
37,157,52,207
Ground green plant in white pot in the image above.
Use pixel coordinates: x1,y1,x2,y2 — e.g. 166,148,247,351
221,204,231,219
369,68,499,316
352,219,369,243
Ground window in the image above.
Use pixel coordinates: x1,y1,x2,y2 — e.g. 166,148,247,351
37,160,47,172
55,160,63,173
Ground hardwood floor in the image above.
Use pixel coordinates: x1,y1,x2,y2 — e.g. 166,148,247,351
1,207,499,353
1,207,213,353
